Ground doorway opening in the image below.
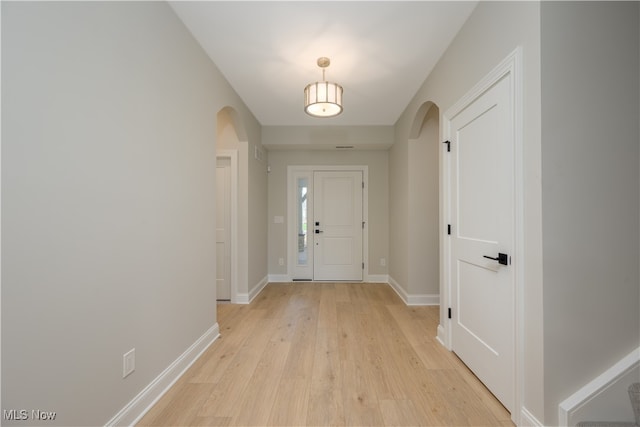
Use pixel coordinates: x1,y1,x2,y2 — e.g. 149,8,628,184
287,165,368,282
216,106,244,303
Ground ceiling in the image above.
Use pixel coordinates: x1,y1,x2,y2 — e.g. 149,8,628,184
169,1,478,127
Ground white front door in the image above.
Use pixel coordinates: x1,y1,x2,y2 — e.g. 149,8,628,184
313,171,363,281
448,72,515,411
215,157,231,300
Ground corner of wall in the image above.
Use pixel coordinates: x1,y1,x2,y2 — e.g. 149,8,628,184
388,276,439,306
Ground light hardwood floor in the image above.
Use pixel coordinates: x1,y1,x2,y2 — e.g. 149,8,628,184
137,282,513,426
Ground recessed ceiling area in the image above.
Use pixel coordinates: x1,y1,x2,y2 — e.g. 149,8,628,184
169,1,478,127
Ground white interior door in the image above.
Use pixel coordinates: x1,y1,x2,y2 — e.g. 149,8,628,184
449,73,515,411
313,171,363,281
216,157,231,300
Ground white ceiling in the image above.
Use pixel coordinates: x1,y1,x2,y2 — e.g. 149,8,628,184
169,1,477,127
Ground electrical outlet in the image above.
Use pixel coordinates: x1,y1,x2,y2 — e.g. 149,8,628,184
123,348,135,378
380,258,386,267
278,258,284,266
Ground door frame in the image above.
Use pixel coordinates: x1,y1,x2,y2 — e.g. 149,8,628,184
439,47,524,423
287,165,369,281
216,149,238,303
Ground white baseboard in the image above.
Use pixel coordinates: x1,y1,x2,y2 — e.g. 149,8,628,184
388,276,439,306
436,324,449,349
520,406,544,427
267,274,389,283
366,274,389,283
559,346,640,426
268,274,292,283
236,276,270,304
248,275,269,303
105,323,220,427
408,293,439,305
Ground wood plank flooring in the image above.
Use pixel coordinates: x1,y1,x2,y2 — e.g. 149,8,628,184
137,282,513,426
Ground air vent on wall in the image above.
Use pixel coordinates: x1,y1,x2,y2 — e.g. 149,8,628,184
254,146,265,162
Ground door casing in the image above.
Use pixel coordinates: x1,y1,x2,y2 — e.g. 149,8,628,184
216,150,238,303
216,157,232,300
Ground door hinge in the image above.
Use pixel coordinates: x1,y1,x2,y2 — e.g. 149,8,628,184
448,308,452,319
362,181,365,189
362,221,365,229
443,140,451,152
362,262,365,270
447,224,451,235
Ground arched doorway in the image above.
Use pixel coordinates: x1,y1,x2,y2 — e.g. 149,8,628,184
407,102,441,303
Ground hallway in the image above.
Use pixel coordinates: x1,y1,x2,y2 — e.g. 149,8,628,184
138,282,513,426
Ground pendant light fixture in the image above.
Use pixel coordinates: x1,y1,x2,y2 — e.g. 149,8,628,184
304,57,343,118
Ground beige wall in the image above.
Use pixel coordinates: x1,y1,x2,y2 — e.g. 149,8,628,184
389,125,410,290
263,125,394,150
267,149,389,278
540,2,640,424
1,2,261,425
407,105,440,296
247,137,268,292
389,102,440,297
392,1,543,422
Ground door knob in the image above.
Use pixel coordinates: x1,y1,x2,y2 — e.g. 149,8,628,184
483,253,509,265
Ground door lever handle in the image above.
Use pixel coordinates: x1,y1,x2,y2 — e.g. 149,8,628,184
483,253,509,265
315,229,323,234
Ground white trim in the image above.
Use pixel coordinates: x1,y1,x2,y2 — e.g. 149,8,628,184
407,294,439,306
521,407,544,427
513,46,527,427
388,276,439,306
105,323,220,427
440,47,524,424
267,275,389,284
248,275,269,303
237,276,270,304
268,274,292,283
388,276,408,303
436,325,448,349
236,293,249,304
366,274,389,283
558,346,640,426
216,150,238,303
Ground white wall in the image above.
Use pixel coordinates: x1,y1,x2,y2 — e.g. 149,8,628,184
1,2,260,425
540,2,640,424
392,1,543,422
